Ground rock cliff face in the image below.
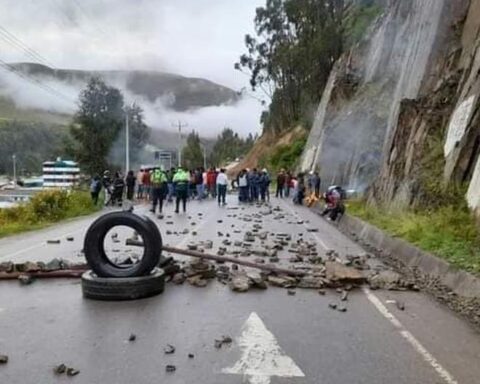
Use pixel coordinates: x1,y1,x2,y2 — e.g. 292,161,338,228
301,0,480,213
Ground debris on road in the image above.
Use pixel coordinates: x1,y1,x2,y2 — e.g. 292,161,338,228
188,353,195,359
66,367,80,377
0,354,8,364
128,334,136,342
46,239,60,244
53,364,67,374
325,261,366,284
165,365,176,373
18,274,34,285
164,344,176,354
66,237,74,242
214,335,233,349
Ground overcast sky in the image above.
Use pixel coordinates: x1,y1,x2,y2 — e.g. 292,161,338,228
0,0,266,136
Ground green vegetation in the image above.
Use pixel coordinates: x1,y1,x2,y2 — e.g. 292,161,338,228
347,200,480,275
0,120,69,175
210,128,255,166
260,134,307,172
181,131,204,170
69,77,150,176
343,2,383,46
0,189,100,238
237,0,382,134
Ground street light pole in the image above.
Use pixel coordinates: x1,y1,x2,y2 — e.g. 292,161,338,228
12,154,16,189
172,121,188,167
125,109,129,175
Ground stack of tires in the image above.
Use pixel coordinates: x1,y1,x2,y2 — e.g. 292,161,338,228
82,212,165,301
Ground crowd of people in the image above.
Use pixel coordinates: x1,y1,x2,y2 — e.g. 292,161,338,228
90,166,232,214
90,165,345,221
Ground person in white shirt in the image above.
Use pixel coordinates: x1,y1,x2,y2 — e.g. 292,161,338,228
216,168,228,206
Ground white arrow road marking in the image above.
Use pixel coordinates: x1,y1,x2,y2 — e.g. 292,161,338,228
222,312,305,384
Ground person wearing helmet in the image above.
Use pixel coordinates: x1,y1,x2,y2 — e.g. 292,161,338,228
173,166,190,213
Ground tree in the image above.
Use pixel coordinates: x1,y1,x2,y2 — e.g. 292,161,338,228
182,131,203,170
210,128,255,166
70,77,124,176
235,0,345,133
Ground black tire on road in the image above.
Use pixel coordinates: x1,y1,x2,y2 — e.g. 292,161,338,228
81,269,165,301
83,211,162,277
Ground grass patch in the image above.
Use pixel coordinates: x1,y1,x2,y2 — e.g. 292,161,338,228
347,200,480,275
0,189,101,238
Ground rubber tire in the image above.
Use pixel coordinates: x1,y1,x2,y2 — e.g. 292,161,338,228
81,269,165,301
83,211,162,277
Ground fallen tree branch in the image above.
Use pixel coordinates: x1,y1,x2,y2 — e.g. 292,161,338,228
125,239,305,277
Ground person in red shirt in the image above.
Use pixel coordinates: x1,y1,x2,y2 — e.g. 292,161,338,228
142,168,151,200
206,167,217,198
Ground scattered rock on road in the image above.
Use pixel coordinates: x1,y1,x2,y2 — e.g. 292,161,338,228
165,365,176,373
214,335,232,349
0,354,8,364
164,344,176,354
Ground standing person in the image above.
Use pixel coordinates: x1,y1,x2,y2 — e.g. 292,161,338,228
136,168,144,199
102,170,112,206
90,175,102,205
238,169,249,202
285,171,292,198
314,171,321,198
142,168,151,201
216,168,228,206
150,167,168,214
195,167,204,200
167,167,175,202
173,166,190,213
276,169,285,198
126,170,136,201
259,169,270,202
112,171,125,206
207,167,217,198
307,171,315,195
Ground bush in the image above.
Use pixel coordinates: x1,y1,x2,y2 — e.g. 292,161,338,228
0,189,100,237
347,200,480,275
267,136,307,172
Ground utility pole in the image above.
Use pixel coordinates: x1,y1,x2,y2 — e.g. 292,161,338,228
172,120,188,167
125,109,129,175
12,154,16,189
201,143,207,169
125,101,136,175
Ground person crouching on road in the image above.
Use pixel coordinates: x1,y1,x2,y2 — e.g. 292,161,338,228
150,167,168,214
173,167,190,213
216,168,228,206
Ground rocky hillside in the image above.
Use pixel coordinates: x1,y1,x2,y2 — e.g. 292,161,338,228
300,0,480,214
5,62,238,111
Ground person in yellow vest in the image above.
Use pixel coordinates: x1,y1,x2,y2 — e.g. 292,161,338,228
173,166,190,213
150,167,168,214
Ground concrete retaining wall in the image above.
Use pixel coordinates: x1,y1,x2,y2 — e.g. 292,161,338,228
336,214,480,298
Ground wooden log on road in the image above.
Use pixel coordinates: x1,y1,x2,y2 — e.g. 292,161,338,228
0,269,87,280
125,239,305,277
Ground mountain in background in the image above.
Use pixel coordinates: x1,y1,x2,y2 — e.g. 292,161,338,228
8,62,239,111
0,63,236,174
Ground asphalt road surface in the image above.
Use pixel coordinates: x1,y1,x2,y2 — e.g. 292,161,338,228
0,196,480,384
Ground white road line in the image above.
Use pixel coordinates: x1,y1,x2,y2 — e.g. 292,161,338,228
278,199,330,250
363,287,458,384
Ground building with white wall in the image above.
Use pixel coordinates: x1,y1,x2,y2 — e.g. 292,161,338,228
42,159,80,188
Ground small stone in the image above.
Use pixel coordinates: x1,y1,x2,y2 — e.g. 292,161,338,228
318,289,326,295
166,365,176,372
218,232,224,237
53,363,66,374
328,303,337,310
66,236,74,241
164,344,175,354
188,353,195,359
128,333,137,342
0,355,8,364
287,289,296,296
337,306,347,313
18,275,33,285
396,301,405,311
172,273,186,285
215,335,233,348
217,220,223,223
187,243,198,251
47,239,60,244
66,368,80,376
341,291,348,301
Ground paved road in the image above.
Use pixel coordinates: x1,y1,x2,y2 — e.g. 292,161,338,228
0,197,479,384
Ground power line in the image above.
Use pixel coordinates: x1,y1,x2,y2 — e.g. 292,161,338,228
0,25,57,69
